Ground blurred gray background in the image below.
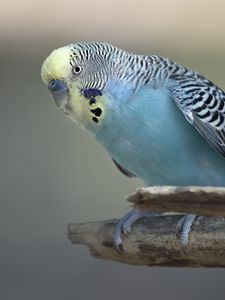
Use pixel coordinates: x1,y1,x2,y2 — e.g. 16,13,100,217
1,0,225,299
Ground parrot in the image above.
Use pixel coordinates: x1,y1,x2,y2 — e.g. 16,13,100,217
41,41,225,251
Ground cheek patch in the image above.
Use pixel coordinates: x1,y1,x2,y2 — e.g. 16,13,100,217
81,88,102,106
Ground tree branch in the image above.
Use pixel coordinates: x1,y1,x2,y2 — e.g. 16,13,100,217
68,216,225,267
128,186,225,216
67,186,225,267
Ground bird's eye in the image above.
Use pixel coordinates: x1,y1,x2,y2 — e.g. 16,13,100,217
73,65,82,74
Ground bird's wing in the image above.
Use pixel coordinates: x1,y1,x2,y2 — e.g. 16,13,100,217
112,158,137,177
169,74,225,158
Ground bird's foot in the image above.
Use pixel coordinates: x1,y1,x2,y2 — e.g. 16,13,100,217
114,209,160,252
114,210,198,251
176,214,197,247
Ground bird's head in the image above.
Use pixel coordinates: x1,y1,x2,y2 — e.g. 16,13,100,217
41,42,125,130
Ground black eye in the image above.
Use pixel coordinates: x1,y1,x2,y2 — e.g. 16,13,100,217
73,65,82,74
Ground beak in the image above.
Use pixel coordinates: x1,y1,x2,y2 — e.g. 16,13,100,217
48,79,69,108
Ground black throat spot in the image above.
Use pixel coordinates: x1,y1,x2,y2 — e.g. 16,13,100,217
91,107,102,117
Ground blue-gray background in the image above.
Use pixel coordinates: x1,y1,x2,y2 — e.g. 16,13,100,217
1,0,225,299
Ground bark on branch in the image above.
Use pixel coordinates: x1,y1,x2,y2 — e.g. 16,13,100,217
67,186,225,267
127,186,225,216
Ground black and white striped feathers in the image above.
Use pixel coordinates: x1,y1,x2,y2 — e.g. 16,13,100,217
69,42,225,157
68,42,170,91
169,71,225,158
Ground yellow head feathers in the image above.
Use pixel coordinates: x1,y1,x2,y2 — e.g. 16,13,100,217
41,45,76,84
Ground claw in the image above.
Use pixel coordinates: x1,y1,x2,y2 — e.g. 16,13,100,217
176,214,197,247
114,218,125,252
123,223,131,235
114,209,160,251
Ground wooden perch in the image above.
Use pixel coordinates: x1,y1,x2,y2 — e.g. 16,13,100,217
67,186,225,267
128,186,225,216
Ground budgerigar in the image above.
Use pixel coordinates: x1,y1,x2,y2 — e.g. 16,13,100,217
41,42,225,250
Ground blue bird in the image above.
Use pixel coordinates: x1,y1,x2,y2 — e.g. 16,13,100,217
41,42,225,250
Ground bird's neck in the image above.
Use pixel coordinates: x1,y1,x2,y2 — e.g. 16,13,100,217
108,52,170,97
